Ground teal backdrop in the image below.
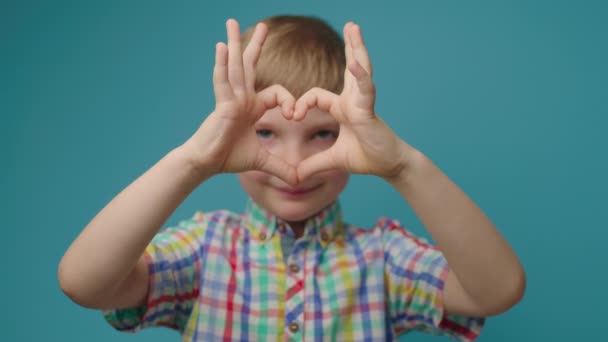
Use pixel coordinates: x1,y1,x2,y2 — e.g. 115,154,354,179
3,0,606,341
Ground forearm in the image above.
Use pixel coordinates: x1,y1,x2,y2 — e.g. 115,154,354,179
385,146,525,308
58,145,213,305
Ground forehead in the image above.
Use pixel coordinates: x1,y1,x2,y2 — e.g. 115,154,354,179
256,107,337,127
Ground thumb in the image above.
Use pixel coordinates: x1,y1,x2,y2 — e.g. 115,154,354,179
297,150,340,182
255,149,298,186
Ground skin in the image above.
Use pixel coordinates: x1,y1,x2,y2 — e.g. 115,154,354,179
238,106,349,236
58,19,526,320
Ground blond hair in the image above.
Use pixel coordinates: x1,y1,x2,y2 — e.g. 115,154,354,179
242,15,346,98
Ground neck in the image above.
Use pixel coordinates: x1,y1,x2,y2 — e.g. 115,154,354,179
287,220,306,239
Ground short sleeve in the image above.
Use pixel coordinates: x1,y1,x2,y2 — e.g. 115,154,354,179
102,212,209,334
380,218,485,341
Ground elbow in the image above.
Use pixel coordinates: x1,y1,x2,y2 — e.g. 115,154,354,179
57,258,83,306
508,266,527,308
57,258,102,309
484,266,527,316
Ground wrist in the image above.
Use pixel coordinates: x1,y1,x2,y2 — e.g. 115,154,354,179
172,143,217,182
383,144,424,187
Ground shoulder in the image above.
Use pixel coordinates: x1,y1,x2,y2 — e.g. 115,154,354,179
156,209,244,239
343,216,438,251
189,209,241,227
335,217,433,259
336,216,400,246
149,209,247,252
341,216,410,236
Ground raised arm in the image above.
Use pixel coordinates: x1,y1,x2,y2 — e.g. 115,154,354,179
58,19,298,309
385,148,526,316
295,22,526,317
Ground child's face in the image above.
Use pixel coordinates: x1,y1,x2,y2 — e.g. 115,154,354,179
238,107,349,223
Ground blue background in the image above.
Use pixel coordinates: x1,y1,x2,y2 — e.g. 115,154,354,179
3,0,607,341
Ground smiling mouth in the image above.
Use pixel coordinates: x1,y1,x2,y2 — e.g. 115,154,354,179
275,184,321,196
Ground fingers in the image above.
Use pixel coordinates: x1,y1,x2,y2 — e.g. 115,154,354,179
343,22,355,67
226,19,246,95
212,42,234,102
293,87,338,121
348,60,376,96
297,150,339,181
342,22,355,94
257,85,296,120
256,149,298,186
348,23,373,76
242,23,268,91
343,22,376,110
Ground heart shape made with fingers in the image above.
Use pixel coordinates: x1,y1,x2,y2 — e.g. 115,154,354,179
240,19,382,185
252,90,344,185
208,19,399,187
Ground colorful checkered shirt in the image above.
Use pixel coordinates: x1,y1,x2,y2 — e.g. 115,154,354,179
103,199,485,341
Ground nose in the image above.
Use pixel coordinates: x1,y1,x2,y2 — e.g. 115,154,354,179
276,141,310,166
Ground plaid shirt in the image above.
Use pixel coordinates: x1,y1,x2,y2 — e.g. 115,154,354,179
103,199,484,341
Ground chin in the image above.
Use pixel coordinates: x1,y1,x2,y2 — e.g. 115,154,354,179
269,201,320,222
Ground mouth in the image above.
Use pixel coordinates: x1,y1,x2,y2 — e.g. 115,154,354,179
274,184,321,196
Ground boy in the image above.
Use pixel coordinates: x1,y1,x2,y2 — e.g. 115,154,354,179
58,15,526,341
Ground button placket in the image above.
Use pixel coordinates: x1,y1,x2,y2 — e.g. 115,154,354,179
284,248,304,340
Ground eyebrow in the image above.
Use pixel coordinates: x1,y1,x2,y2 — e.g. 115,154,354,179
255,118,339,129
305,120,340,131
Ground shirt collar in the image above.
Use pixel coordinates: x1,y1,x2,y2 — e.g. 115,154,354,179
242,197,344,247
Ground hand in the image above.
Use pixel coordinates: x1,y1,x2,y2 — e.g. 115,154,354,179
183,19,298,185
294,23,411,181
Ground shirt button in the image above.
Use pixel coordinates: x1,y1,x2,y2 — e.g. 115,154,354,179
259,232,267,241
320,231,329,242
289,264,300,273
289,322,299,333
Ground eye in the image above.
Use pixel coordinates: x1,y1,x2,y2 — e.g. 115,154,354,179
313,130,338,140
256,129,274,139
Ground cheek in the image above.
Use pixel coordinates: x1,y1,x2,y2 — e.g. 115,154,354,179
258,138,276,151
320,170,349,192
311,139,337,152
238,171,270,192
